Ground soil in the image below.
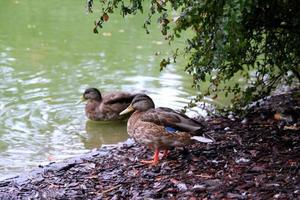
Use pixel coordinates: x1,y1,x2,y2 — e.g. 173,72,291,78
0,91,299,199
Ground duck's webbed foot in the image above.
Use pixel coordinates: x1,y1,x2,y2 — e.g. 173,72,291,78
140,149,160,165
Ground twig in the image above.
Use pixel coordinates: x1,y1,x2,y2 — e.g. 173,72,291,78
101,184,121,195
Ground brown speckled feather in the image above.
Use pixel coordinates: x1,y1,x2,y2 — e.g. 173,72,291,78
102,92,135,105
127,108,204,150
85,92,135,121
140,107,204,133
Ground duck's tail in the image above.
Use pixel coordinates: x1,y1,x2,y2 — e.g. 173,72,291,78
191,135,214,143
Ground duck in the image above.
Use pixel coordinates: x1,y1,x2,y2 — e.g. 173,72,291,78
81,88,136,121
120,94,214,165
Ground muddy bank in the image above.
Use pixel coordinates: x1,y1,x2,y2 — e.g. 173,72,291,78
0,91,299,199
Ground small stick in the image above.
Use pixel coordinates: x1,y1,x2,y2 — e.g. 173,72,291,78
101,184,121,194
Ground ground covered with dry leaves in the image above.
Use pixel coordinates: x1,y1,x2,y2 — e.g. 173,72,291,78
0,91,299,199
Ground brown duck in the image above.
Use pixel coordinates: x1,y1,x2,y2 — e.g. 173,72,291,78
82,88,136,121
120,94,214,165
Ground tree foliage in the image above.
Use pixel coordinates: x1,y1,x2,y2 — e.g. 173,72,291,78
88,0,300,109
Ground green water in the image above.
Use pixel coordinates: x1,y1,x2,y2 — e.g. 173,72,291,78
0,0,216,180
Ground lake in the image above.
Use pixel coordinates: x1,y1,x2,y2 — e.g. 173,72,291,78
0,0,216,180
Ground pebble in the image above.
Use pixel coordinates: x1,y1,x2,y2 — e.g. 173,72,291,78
177,183,188,191
241,118,248,124
192,184,206,192
224,127,230,131
228,114,235,121
235,157,250,164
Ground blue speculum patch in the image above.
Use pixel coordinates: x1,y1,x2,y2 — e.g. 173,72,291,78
165,126,177,133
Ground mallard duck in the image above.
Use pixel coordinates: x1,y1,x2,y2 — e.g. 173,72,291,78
120,94,214,165
81,88,136,121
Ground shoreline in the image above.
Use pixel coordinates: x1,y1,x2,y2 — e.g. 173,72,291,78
0,91,299,199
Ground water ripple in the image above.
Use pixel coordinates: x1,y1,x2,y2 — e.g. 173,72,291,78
0,5,208,180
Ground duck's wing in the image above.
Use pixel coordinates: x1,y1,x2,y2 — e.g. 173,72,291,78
140,107,204,133
103,92,136,105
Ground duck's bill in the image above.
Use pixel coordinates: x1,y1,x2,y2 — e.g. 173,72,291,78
76,96,86,104
119,105,134,115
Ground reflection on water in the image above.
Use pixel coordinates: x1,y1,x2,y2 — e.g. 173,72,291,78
0,0,214,180
82,120,128,149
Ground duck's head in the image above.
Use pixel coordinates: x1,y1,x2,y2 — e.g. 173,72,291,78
120,94,155,115
81,88,102,101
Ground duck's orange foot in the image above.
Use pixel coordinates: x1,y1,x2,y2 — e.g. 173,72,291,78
141,149,160,165
140,159,159,165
